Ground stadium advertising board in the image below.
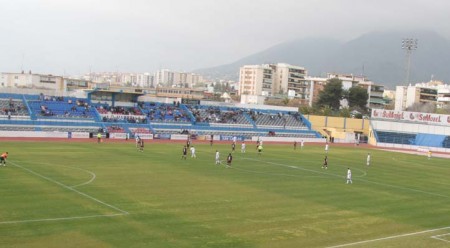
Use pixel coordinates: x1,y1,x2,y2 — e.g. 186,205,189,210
109,133,127,139
372,109,450,126
135,133,153,140
171,134,189,140
220,135,244,141
181,98,200,105
70,132,90,138
153,134,171,140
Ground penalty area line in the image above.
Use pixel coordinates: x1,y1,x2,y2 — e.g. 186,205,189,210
9,161,129,215
326,226,450,248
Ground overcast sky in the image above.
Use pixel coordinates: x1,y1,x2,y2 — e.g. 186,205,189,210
1,0,449,76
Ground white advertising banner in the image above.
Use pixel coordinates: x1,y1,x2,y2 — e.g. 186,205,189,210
70,132,90,138
171,134,189,140
136,133,153,140
109,133,127,139
0,131,68,138
372,109,450,126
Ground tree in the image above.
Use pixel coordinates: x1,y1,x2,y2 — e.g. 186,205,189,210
321,105,333,116
316,78,343,111
299,105,313,115
339,107,351,117
406,102,436,113
348,86,369,112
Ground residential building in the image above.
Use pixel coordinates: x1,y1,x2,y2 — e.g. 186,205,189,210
275,63,309,104
238,64,274,97
358,81,385,109
0,72,64,90
155,69,203,87
438,86,450,108
395,83,438,111
304,76,327,106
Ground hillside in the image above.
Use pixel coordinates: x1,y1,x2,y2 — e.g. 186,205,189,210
195,30,450,89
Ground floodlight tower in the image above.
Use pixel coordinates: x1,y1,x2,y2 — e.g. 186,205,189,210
402,38,418,85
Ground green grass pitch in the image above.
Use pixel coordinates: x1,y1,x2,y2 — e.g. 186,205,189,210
1,140,450,247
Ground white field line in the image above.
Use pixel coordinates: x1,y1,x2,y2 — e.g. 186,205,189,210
327,226,450,248
431,233,450,243
243,157,450,199
242,157,367,178
70,169,96,188
11,160,97,189
0,213,124,225
10,161,129,215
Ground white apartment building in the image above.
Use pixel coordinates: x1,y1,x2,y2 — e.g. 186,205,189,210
238,63,309,104
136,73,154,88
275,63,309,102
327,73,367,90
238,64,274,97
0,72,64,90
154,69,203,88
395,83,438,111
358,81,385,109
438,87,450,108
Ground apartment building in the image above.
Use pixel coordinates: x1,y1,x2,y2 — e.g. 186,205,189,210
395,84,438,111
238,64,274,97
0,72,64,90
275,63,309,104
155,69,203,88
358,81,385,109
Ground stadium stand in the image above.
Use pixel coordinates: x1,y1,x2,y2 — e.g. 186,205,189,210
141,102,191,123
0,93,321,139
443,136,450,148
375,131,416,145
27,97,96,120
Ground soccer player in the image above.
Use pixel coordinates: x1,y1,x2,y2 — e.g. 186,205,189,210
346,168,352,184
322,156,328,169
182,146,187,160
97,132,102,143
366,153,371,166
294,141,297,150
428,150,432,160
301,140,304,150
325,143,329,154
190,146,196,158
227,153,233,166
135,135,141,148
215,150,220,165
210,135,213,146
233,136,237,144
241,142,246,153
231,142,236,153
139,139,144,152
257,145,263,155
186,139,191,148
0,152,8,166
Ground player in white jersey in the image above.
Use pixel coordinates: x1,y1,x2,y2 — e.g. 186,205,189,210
215,150,220,165
190,146,196,158
325,143,329,154
346,168,352,184
366,153,371,166
241,142,246,153
135,135,141,148
301,140,304,150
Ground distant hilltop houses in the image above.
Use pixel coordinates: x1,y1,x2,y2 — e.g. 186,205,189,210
1,65,450,112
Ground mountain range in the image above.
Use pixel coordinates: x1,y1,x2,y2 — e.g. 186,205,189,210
195,30,450,89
